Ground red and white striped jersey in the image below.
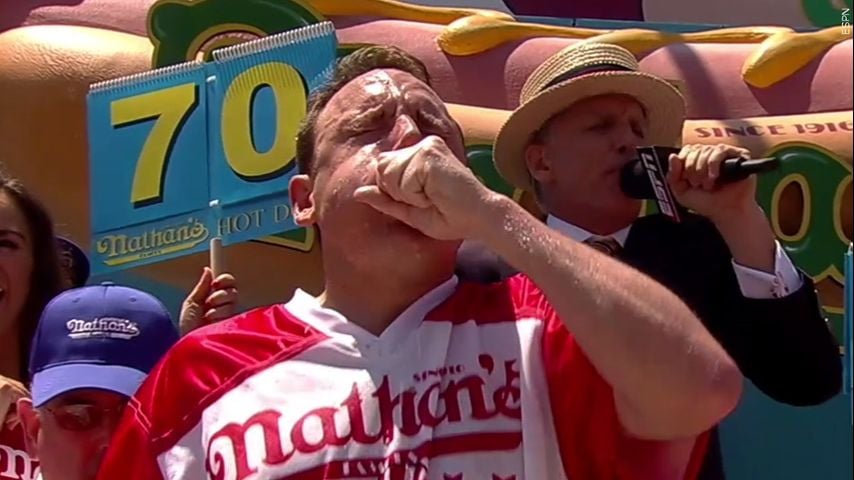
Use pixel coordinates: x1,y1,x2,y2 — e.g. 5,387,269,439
97,275,706,480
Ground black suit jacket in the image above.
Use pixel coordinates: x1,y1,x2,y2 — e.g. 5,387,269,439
455,213,842,478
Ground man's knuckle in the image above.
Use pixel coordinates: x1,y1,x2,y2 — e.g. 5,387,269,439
423,136,442,150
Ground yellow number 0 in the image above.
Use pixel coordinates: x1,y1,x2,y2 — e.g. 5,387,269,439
112,62,305,208
221,62,306,179
111,83,199,206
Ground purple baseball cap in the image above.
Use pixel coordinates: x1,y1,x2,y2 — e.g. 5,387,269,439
29,282,180,407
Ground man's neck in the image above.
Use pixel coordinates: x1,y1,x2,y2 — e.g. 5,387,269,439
319,257,455,336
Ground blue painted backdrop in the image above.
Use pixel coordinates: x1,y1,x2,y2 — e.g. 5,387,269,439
721,382,852,479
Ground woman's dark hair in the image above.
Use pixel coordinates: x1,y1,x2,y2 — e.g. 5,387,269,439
0,169,63,381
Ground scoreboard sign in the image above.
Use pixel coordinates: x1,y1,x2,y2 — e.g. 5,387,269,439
86,22,336,274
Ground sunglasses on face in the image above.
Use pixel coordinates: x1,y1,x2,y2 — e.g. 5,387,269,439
41,403,127,432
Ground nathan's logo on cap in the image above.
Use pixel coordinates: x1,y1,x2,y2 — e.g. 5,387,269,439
66,317,141,340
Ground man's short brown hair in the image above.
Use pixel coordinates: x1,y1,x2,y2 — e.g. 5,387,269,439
295,46,431,175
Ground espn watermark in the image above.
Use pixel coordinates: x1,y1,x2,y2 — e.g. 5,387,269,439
843,8,851,35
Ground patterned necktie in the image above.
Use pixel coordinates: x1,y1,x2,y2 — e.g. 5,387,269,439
584,235,623,257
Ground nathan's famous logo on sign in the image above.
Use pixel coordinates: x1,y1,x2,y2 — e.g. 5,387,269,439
90,199,302,269
95,217,209,267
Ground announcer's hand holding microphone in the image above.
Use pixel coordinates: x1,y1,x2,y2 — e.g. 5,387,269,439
665,143,778,274
476,40,843,480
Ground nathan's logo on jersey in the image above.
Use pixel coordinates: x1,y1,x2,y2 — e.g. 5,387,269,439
66,317,141,340
0,443,39,480
205,355,522,480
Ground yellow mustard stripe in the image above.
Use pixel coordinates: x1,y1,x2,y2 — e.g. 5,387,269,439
303,0,851,88
437,17,850,88
307,0,512,24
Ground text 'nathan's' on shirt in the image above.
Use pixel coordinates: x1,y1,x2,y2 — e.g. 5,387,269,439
96,275,709,480
1,410,39,480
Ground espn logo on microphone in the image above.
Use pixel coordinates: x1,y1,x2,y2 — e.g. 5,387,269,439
638,147,682,223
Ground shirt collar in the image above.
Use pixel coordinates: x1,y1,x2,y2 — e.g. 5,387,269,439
546,215,631,247
285,276,459,344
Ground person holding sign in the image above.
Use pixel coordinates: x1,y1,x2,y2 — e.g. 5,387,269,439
457,42,842,479
55,235,239,335
97,45,742,480
178,263,239,336
53,235,238,336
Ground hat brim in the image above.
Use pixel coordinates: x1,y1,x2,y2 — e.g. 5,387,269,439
494,71,686,192
31,363,146,407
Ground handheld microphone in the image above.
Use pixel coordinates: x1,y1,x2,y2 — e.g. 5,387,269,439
620,146,781,200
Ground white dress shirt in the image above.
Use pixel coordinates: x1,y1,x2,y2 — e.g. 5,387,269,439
546,215,803,299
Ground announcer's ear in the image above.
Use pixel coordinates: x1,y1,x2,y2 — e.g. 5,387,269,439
289,175,317,227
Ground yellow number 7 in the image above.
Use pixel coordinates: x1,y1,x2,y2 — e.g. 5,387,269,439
111,83,199,207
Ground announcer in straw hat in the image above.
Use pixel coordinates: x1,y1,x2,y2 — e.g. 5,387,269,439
460,41,841,479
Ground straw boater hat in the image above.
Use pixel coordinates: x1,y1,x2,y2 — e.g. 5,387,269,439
494,42,687,192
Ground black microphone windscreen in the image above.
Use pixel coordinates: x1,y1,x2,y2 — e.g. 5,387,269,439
620,160,654,199
620,153,780,200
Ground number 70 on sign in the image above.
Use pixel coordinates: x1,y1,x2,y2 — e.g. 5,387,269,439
87,56,309,236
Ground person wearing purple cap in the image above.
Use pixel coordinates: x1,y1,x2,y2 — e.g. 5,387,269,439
15,282,180,480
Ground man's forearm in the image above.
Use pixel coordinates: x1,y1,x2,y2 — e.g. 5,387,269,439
474,196,742,439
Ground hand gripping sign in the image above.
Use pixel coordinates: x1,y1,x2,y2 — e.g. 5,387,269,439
86,22,337,275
